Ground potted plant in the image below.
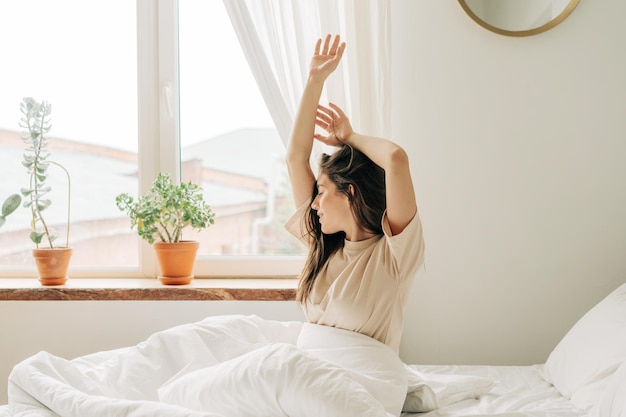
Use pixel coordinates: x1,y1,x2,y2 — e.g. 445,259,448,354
20,97,72,286
115,172,215,285
0,194,22,229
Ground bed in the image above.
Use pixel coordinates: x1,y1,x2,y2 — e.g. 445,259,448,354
1,282,624,417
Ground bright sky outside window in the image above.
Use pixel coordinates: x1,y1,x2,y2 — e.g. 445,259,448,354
0,0,139,269
178,1,305,257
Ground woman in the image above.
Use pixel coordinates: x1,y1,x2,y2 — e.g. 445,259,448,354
285,34,425,416
287,33,424,352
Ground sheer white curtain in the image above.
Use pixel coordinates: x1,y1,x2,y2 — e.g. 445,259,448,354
223,0,391,153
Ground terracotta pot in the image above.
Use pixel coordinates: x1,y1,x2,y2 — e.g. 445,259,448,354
32,247,72,286
153,240,199,285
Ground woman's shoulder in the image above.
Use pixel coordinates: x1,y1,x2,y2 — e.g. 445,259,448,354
375,210,425,277
381,209,423,240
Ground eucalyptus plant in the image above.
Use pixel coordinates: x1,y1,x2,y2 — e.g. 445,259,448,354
19,97,71,248
115,172,215,244
0,194,22,228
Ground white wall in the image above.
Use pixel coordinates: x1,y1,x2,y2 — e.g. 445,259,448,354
393,0,626,365
1,0,626,405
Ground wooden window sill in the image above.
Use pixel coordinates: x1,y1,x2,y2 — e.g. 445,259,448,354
0,278,297,301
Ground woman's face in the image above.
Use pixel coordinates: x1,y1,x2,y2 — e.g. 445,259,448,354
310,173,351,235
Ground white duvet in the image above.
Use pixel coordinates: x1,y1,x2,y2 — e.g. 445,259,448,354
4,315,430,417
2,314,584,417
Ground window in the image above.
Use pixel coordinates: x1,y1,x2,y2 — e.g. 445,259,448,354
0,0,139,272
0,0,304,278
178,1,306,264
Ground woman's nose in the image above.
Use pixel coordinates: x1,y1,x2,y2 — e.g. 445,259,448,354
311,197,319,210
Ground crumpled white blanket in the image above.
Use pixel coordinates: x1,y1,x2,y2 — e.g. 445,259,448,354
5,315,494,417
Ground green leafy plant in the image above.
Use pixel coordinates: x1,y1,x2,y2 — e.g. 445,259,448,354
115,172,215,244
0,194,22,228
19,97,71,248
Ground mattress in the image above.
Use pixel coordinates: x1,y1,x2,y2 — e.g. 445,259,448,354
400,363,586,417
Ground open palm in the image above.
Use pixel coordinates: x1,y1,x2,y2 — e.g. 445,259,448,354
309,35,346,79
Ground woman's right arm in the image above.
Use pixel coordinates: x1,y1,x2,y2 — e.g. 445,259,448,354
286,34,345,207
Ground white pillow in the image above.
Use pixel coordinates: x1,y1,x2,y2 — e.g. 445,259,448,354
542,283,626,411
598,360,626,417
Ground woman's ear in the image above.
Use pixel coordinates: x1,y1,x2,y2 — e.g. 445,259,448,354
348,184,355,196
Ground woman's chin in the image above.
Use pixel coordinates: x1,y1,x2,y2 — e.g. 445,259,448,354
321,227,342,236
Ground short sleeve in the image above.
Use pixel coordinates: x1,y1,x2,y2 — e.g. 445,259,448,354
284,199,312,246
381,210,425,279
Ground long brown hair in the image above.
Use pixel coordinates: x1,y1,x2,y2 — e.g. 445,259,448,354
296,145,386,303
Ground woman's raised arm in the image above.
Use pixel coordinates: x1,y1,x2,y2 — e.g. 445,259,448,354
286,35,346,207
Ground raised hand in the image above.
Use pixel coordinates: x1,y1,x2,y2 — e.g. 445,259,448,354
287,35,347,207
309,34,346,81
314,103,353,147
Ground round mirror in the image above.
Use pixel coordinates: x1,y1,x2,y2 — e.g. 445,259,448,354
459,0,580,37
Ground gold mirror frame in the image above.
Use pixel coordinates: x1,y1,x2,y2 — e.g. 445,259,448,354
458,0,581,37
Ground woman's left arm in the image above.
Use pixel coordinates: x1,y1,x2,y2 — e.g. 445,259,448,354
315,103,417,235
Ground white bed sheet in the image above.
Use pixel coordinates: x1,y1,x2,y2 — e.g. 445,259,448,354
400,364,588,417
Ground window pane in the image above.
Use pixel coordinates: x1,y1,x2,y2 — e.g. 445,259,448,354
178,1,306,257
0,1,139,269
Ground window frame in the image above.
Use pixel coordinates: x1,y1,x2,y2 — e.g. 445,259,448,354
138,0,303,278
0,0,304,280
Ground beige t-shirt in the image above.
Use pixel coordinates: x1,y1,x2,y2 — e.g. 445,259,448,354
285,201,425,352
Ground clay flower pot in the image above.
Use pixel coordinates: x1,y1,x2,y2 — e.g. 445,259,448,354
154,241,199,285
32,247,72,286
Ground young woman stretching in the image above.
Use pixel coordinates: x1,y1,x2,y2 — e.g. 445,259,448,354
285,34,425,416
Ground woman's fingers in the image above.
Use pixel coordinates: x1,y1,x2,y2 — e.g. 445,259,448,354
328,102,347,118
335,41,346,59
321,34,331,55
329,35,341,55
313,38,322,55
320,34,342,57
317,104,336,119
315,116,330,132
316,106,334,124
